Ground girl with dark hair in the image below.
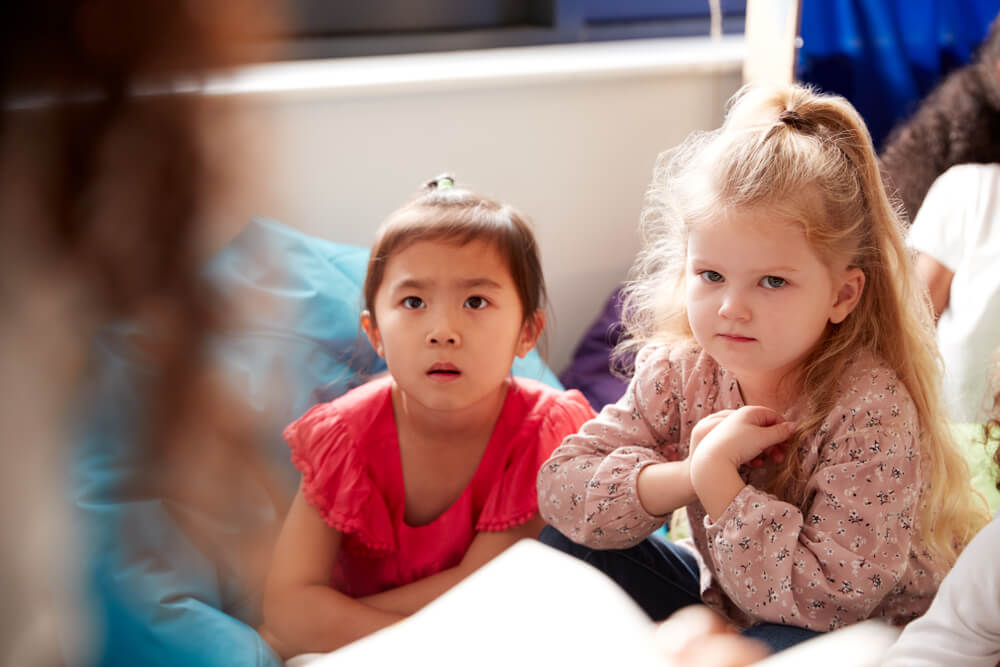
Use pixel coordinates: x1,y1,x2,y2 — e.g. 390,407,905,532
261,178,595,658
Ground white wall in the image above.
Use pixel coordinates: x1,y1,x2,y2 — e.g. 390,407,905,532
214,36,744,374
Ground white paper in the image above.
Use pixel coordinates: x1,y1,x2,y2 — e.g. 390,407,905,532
287,539,663,667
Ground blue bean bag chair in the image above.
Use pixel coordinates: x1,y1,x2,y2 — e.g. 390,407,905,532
73,218,561,667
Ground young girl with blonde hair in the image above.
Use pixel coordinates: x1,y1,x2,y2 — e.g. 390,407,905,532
262,177,594,657
537,82,988,652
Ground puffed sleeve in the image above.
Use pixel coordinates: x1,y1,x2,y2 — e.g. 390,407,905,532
284,403,395,553
478,389,595,532
537,344,688,549
703,419,922,632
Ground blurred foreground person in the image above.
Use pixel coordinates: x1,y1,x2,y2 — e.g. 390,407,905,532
0,2,280,665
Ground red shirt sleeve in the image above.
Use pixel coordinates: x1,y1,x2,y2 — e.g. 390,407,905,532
284,397,396,553
477,384,595,532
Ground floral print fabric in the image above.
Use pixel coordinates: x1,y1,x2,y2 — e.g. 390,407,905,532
537,343,944,630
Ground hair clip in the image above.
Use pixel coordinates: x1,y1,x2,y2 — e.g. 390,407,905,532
425,174,455,191
777,109,813,132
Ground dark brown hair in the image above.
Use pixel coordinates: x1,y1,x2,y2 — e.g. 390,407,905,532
363,179,548,329
880,11,1000,222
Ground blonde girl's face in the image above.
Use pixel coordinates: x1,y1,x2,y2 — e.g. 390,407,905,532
361,239,542,416
684,207,863,394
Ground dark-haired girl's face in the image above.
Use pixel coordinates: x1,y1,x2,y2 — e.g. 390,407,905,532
362,239,542,418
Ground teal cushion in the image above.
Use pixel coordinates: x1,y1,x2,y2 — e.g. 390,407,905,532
75,217,562,666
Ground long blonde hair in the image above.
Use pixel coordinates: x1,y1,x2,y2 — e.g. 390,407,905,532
619,83,987,566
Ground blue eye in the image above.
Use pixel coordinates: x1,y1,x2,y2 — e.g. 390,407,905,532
699,270,724,283
464,296,488,310
401,296,425,309
760,276,786,289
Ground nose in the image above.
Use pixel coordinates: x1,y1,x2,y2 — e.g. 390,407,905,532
426,313,461,346
717,289,751,321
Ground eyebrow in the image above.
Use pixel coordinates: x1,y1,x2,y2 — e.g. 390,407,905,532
688,259,802,274
390,277,504,291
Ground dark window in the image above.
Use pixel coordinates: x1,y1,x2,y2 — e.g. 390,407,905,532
263,0,746,61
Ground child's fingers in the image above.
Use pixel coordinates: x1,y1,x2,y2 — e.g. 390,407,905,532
733,405,785,427
654,605,730,656
655,606,769,667
674,634,770,667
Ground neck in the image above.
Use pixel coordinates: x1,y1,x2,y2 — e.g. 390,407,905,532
734,370,799,414
392,378,510,444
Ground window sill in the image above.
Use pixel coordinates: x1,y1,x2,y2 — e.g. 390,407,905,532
203,35,745,101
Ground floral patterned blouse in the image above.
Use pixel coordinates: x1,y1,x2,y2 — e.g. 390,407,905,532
537,343,946,631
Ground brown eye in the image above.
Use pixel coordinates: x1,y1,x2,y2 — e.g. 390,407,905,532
402,296,425,309
464,296,488,310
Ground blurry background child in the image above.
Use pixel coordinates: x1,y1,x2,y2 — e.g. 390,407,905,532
880,11,1000,222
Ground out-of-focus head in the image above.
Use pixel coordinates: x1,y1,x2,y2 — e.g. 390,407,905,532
976,10,1000,86
1,2,281,663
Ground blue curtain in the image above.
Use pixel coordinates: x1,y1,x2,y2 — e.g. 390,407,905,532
797,0,1000,149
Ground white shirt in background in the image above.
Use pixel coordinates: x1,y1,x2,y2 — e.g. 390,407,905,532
908,163,1000,423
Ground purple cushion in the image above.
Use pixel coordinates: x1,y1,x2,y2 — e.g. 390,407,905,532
559,287,632,410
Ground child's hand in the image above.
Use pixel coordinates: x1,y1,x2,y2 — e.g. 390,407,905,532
690,408,788,468
689,406,795,520
654,605,769,667
690,409,736,452
691,406,795,471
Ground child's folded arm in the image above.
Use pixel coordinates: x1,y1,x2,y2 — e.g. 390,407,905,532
360,515,546,617
261,485,403,657
703,431,921,632
537,348,689,549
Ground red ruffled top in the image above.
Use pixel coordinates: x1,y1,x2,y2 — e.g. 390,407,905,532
284,375,595,598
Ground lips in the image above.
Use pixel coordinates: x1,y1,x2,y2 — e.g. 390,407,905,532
427,362,461,377
718,333,756,342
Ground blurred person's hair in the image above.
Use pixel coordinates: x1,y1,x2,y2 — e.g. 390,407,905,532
880,10,1000,222
1,1,281,663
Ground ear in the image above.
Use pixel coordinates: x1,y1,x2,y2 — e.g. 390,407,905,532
829,267,865,324
360,310,385,357
515,310,545,358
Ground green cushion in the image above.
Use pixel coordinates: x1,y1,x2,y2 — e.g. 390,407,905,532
952,423,1000,514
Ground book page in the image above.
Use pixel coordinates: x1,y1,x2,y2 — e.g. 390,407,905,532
287,539,902,667
287,539,664,667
